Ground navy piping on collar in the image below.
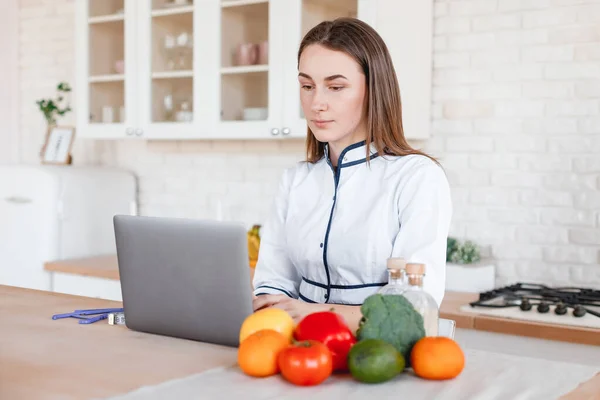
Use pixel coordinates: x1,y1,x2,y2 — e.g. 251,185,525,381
254,285,293,298
303,277,387,290
325,150,334,170
340,154,380,168
325,140,379,169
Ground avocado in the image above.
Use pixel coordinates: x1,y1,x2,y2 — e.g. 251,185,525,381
348,339,406,384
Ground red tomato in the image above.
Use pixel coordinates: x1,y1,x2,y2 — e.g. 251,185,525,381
277,340,333,386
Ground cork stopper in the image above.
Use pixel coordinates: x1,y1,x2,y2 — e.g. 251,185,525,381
387,257,406,270
406,263,425,275
389,270,403,279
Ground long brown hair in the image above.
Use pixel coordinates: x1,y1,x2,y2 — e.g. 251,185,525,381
298,17,436,164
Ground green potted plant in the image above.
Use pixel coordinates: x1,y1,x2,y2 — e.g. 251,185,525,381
36,81,72,127
36,82,73,163
447,238,481,265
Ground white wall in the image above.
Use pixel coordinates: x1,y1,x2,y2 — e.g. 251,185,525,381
16,0,600,288
430,0,600,287
0,0,19,164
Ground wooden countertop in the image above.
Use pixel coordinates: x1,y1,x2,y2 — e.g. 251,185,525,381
44,254,119,280
0,285,237,400
0,285,598,400
44,255,600,346
439,292,600,347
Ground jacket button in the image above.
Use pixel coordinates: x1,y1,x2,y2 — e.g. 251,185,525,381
320,243,323,248
325,293,329,300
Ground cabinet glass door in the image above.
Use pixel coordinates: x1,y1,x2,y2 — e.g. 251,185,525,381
201,0,285,139
137,0,200,139
76,0,137,139
281,0,374,139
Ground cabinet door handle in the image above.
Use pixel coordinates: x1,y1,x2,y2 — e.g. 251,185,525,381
282,127,291,136
271,128,280,136
126,127,134,136
4,196,32,204
135,128,143,136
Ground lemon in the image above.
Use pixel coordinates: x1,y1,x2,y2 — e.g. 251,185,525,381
239,308,294,344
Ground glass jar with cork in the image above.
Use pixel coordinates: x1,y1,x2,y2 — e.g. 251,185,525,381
378,257,407,295
402,262,439,336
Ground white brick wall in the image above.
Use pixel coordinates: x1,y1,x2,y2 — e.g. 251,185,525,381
431,0,600,288
16,0,600,289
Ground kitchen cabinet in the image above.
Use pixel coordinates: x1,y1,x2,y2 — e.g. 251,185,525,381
51,272,123,301
75,0,432,141
0,165,136,293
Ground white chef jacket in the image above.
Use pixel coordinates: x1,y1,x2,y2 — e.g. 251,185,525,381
252,141,452,308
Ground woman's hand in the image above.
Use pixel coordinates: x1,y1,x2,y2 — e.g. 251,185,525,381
252,296,362,331
252,295,325,322
270,298,327,323
252,294,288,312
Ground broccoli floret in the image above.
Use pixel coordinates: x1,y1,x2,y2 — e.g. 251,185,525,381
356,294,426,362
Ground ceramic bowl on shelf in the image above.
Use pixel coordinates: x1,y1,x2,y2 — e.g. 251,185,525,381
114,60,124,74
163,0,193,8
243,107,268,121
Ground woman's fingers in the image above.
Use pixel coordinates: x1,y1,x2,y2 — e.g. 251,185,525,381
252,294,287,311
271,300,298,319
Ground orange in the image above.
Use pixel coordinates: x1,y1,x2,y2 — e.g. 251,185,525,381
238,329,290,377
410,337,465,380
239,308,295,343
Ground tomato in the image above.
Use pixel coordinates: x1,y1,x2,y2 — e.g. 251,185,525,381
239,308,295,344
277,340,333,386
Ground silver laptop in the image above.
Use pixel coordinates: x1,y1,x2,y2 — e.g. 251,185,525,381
113,214,254,347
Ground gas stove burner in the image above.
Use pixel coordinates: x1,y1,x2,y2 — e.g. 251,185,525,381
469,282,600,319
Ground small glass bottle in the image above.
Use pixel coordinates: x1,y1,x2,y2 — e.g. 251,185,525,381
402,263,439,337
378,257,407,295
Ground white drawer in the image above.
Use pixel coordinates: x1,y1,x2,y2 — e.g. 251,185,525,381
51,272,122,301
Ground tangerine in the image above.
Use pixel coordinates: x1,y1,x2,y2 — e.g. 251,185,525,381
410,336,465,380
237,329,290,377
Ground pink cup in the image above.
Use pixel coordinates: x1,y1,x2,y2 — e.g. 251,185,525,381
257,41,268,65
235,43,257,66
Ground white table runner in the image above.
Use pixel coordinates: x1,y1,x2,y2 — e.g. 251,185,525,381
104,348,599,400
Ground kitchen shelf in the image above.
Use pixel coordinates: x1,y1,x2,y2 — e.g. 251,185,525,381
304,0,357,14
151,5,194,17
151,77,193,123
89,14,125,24
221,65,268,75
221,1,268,69
221,72,268,121
89,74,125,83
89,81,125,124
76,0,433,141
221,0,268,9
152,70,194,79
88,0,125,20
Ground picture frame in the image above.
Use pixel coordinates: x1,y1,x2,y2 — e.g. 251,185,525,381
41,126,75,165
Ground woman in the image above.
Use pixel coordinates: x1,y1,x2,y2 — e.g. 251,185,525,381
252,18,452,332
